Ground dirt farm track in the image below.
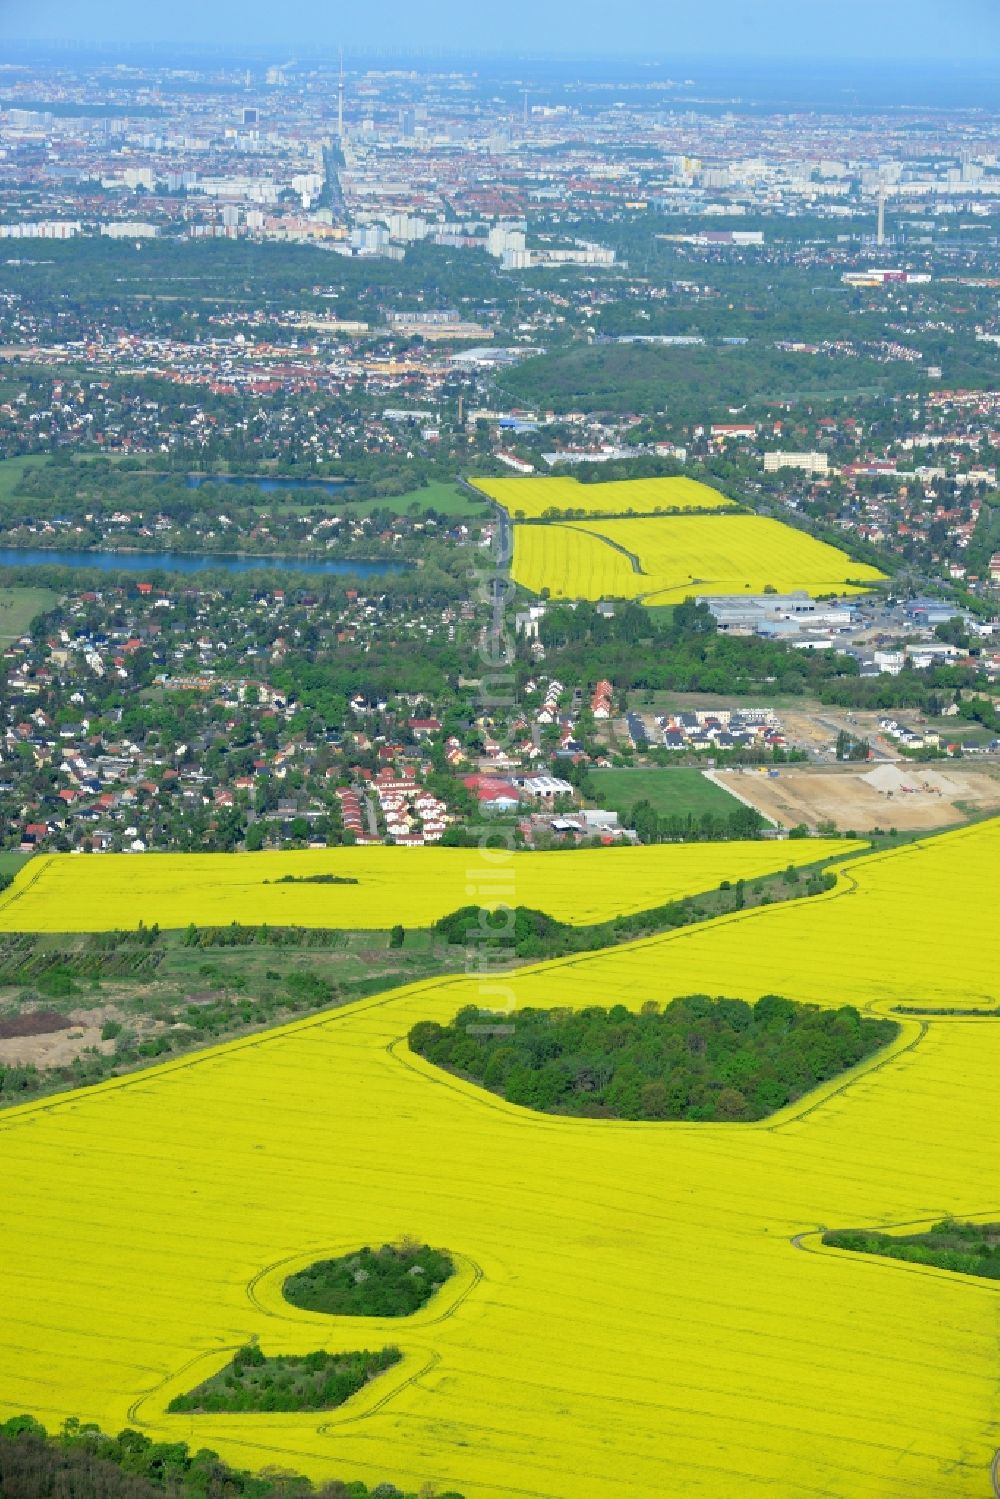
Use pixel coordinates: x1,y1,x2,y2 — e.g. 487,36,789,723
715,762,1000,832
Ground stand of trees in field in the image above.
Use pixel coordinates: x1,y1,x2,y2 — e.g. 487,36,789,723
284,1242,454,1319
0,1414,464,1499
823,1219,1000,1278
409,996,897,1123
433,866,836,963
168,1343,401,1415
622,797,765,843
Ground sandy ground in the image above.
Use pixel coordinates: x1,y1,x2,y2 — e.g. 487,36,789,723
0,1016,114,1068
715,763,1000,832
0,997,161,1069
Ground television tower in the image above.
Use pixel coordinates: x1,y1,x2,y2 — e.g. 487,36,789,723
337,49,345,140
877,187,886,248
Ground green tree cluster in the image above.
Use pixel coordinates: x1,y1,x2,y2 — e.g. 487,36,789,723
168,1344,401,1415
823,1219,1000,1278
284,1242,454,1318
626,796,764,842
0,1413,461,1498
409,996,896,1123
835,730,871,762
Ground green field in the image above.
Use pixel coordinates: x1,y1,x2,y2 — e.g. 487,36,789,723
0,852,31,878
918,717,996,749
380,480,489,518
589,768,743,820
0,587,58,640
0,455,48,502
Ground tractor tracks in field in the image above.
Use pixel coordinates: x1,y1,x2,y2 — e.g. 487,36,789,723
564,522,645,575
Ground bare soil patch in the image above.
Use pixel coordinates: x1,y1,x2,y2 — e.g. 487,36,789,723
0,1020,113,1068
0,996,155,1068
715,764,1000,832
0,1009,71,1040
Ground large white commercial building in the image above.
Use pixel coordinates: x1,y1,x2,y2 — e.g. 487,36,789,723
764,451,830,476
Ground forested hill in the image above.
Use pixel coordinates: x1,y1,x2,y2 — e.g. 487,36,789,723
497,343,936,421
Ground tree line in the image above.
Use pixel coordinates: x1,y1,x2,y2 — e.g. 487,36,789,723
822,1220,1000,1280
0,1414,462,1499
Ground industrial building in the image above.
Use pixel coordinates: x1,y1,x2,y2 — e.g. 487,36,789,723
700,594,856,637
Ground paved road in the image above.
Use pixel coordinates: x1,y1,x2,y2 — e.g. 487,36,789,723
481,490,513,665
360,792,378,838
492,506,512,646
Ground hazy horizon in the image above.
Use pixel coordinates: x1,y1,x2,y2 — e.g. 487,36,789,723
3,0,999,63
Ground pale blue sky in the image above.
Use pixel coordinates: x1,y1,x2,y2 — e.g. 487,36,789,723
3,0,998,60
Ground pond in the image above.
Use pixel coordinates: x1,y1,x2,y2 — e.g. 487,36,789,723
183,474,347,495
0,547,406,578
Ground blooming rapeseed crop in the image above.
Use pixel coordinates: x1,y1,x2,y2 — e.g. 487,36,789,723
0,820,997,1497
0,841,853,932
470,474,735,520
512,513,886,603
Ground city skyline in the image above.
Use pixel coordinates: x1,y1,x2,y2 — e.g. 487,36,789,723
4,0,999,62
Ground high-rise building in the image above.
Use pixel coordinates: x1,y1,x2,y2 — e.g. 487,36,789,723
487,222,527,259
350,223,389,253
388,214,429,242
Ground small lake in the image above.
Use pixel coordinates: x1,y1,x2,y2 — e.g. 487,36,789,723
0,547,407,578
184,474,347,496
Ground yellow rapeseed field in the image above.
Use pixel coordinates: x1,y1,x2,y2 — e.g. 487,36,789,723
583,514,886,604
455,816,1000,1012
470,474,735,519
0,841,853,932
511,513,886,602
1,820,998,1498
512,521,642,599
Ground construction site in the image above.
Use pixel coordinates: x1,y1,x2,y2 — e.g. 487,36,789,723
716,762,1000,832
